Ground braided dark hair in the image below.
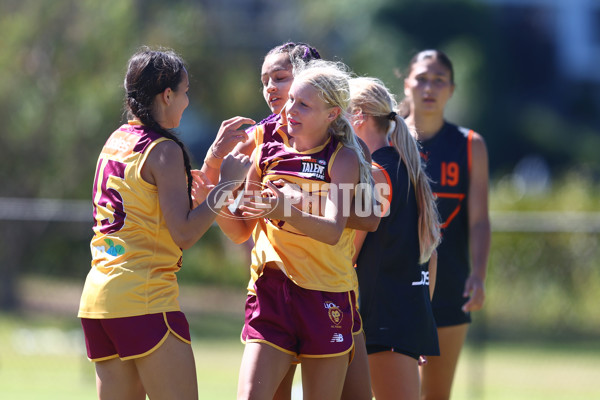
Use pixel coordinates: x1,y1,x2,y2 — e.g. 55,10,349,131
124,46,193,208
266,41,321,69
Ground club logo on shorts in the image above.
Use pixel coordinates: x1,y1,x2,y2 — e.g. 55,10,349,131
324,301,343,328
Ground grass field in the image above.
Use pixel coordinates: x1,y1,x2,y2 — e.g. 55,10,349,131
1,312,599,400
1,276,599,399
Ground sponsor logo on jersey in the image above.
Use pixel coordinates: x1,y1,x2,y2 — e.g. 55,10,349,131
300,159,326,180
93,238,126,257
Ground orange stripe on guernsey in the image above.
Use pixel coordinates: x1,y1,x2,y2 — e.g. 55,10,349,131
467,129,474,174
434,192,466,229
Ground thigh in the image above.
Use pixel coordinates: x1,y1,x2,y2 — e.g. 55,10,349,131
95,357,145,400
341,333,373,400
369,351,419,400
301,354,349,400
420,323,469,400
238,342,296,400
134,333,198,400
273,364,298,400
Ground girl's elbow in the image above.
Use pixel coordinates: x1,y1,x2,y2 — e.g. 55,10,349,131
232,232,252,244
325,237,340,246
323,228,344,246
172,229,203,250
222,228,252,244
366,216,381,232
179,241,194,250
175,236,195,250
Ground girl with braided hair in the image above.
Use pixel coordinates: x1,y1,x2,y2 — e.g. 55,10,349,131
198,41,323,186
78,47,251,400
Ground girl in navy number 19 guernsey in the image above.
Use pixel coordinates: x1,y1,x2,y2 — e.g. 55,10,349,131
400,49,491,400
215,60,374,400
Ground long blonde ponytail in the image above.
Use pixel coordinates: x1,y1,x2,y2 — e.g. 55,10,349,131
349,77,440,263
389,115,441,263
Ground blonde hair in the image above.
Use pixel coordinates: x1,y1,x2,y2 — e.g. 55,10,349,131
294,60,374,204
349,77,441,263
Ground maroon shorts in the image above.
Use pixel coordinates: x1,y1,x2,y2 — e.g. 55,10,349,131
242,267,356,358
80,311,191,362
352,291,363,336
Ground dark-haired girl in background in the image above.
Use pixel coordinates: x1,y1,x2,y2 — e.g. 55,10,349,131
400,49,491,400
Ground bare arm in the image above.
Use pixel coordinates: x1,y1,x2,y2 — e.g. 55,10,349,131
214,150,263,244
429,250,437,300
352,230,368,266
147,141,250,249
200,116,256,184
462,133,491,312
350,164,392,264
344,189,381,232
345,136,380,231
241,147,360,246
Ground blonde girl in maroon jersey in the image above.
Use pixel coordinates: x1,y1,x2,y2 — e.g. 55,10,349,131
215,60,373,400
193,43,375,400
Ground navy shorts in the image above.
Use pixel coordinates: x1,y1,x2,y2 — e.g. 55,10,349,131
81,311,191,362
432,304,471,327
366,344,420,361
242,267,356,358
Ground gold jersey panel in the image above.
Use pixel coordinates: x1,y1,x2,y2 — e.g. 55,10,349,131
78,123,182,319
249,137,357,293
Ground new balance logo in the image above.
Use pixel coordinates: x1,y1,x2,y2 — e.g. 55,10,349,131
330,333,344,343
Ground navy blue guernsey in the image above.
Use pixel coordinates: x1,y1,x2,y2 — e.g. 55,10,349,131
356,147,439,357
419,121,473,326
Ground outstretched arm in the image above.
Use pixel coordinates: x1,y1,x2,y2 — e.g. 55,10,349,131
147,141,251,249
462,133,491,312
201,116,256,184
214,150,263,244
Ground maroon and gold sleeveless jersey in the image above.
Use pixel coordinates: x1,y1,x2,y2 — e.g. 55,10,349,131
252,114,289,148
249,135,356,293
78,122,183,319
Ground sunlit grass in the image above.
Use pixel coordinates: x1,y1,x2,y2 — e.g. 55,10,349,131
1,313,599,400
